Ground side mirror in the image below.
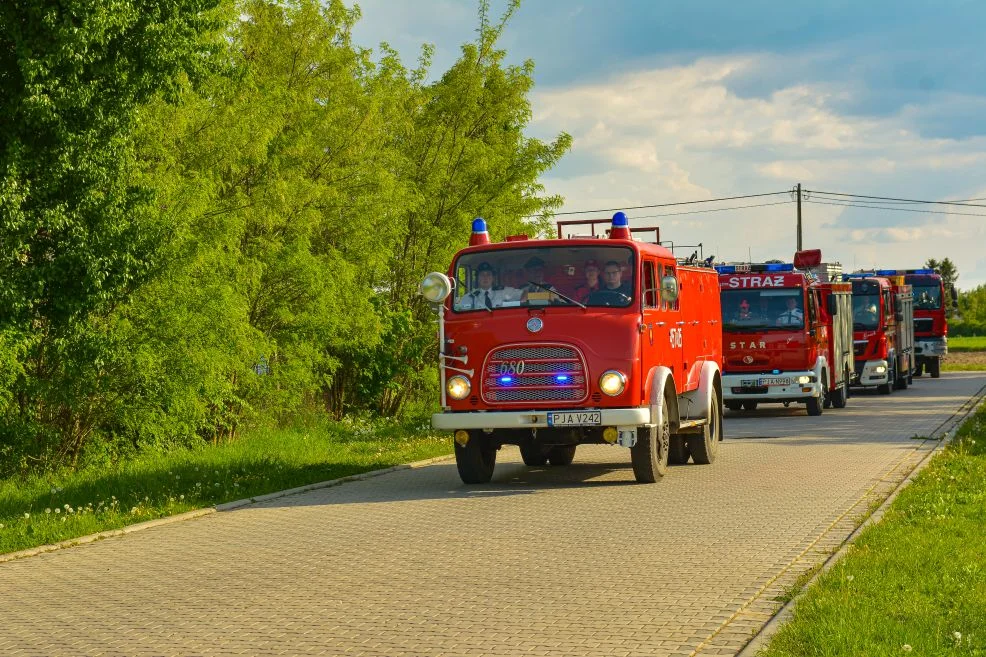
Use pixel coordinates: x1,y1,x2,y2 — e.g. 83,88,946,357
826,295,837,316
951,285,959,308
895,311,904,322
661,275,680,302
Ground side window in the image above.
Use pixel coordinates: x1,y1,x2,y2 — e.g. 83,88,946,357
663,265,680,311
643,261,658,308
808,291,818,325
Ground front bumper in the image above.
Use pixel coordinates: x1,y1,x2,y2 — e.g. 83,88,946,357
916,337,948,358
432,407,650,431
722,371,821,402
853,359,889,387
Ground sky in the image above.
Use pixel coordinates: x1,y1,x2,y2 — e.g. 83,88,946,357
349,0,986,288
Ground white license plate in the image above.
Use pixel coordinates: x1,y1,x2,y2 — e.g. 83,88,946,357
758,377,791,386
548,411,602,427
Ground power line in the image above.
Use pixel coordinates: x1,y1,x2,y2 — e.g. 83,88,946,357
804,189,986,209
804,199,986,218
630,199,793,221
534,191,790,218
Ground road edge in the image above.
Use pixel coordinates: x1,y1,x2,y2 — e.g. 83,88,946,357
0,453,455,565
735,382,986,657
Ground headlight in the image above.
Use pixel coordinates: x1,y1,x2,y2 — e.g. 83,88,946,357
599,370,627,396
797,375,811,385
446,375,471,400
874,365,887,374
420,272,452,303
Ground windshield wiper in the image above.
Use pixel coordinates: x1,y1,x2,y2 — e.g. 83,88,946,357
527,281,586,309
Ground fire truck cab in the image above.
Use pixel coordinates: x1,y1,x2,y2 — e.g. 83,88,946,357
894,269,951,378
844,273,915,393
715,252,853,416
421,213,724,484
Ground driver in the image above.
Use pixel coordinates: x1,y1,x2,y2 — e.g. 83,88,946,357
457,262,520,310
776,296,804,326
854,301,879,324
587,261,632,305
734,298,754,320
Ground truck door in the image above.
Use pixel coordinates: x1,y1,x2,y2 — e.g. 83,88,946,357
640,260,684,397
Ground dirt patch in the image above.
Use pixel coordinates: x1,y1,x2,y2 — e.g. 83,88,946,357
944,350,986,369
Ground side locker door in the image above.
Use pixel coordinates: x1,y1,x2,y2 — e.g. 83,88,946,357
663,262,686,395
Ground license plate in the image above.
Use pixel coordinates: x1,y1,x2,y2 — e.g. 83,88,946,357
758,377,791,386
548,411,602,427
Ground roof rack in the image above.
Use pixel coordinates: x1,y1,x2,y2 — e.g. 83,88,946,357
555,217,660,243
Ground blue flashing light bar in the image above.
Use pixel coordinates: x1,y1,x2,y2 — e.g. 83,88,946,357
714,265,736,274
764,263,794,272
715,263,793,274
875,269,898,276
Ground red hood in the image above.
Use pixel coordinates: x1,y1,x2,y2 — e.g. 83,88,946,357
723,330,813,372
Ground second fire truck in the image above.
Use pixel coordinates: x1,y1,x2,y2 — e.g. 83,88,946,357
716,251,853,416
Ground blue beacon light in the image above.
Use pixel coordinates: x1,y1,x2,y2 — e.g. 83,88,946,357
555,375,570,383
499,376,513,384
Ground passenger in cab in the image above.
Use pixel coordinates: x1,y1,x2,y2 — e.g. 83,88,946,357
519,256,561,304
776,297,804,326
574,260,601,303
587,261,632,306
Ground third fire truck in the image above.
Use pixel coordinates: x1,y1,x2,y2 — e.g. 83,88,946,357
881,269,953,378
716,251,853,416
844,273,915,393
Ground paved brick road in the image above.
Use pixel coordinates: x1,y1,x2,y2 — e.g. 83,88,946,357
2,372,984,657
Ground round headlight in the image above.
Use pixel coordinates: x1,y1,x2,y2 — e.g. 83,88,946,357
796,375,811,385
446,375,471,400
420,272,453,303
599,370,627,396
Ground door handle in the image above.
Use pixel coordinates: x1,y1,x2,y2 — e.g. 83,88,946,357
691,320,700,325
655,321,666,327
675,321,685,326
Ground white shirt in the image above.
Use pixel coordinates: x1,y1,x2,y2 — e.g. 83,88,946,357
776,307,804,326
456,287,521,310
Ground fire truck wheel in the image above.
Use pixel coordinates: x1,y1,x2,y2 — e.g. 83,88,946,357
668,435,690,464
547,445,577,466
631,399,670,482
907,358,914,385
915,363,924,377
877,364,894,395
687,387,721,465
929,358,941,378
455,432,497,484
832,375,849,409
741,401,758,411
806,395,823,416
725,401,742,412
519,443,548,466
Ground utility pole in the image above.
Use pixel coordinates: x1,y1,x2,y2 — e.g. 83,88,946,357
796,182,803,251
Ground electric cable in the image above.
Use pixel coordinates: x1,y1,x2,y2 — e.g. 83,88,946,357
804,199,986,218
803,189,986,209
530,191,791,218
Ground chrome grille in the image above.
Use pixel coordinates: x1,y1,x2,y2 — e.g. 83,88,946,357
483,344,588,404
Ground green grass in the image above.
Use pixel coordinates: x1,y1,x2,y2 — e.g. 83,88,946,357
0,417,452,556
758,402,986,656
949,336,986,353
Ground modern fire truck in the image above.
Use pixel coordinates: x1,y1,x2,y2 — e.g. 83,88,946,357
844,273,915,393
882,269,953,378
715,251,853,416
420,212,723,484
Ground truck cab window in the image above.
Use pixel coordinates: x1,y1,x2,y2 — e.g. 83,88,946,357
643,261,658,308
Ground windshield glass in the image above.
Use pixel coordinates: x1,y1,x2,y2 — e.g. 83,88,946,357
720,288,804,331
852,293,881,330
912,284,942,310
452,246,635,312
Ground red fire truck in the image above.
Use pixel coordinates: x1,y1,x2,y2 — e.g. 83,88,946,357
844,273,915,393
420,213,724,484
715,252,853,416
883,269,953,378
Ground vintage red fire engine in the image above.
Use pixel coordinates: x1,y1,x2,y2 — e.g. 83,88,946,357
715,251,853,416
883,269,953,378
843,272,915,393
420,213,723,484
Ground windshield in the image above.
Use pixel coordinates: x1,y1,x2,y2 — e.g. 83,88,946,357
452,246,635,312
852,293,881,330
721,288,804,331
912,284,942,310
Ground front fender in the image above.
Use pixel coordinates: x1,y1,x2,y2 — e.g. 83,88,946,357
643,365,678,430
814,355,828,390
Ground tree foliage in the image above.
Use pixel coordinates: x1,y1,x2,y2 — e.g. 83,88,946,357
0,0,571,472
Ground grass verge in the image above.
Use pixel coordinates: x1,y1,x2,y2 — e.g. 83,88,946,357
0,417,452,556
757,401,986,656
949,336,986,353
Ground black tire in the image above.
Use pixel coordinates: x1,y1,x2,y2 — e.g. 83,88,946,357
455,432,497,484
668,434,690,465
907,357,914,385
725,401,742,412
519,443,548,466
742,401,758,411
895,360,909,390
806,395,823,416
631,398,670,482
915,363,924,377
688,385,721,465
832,370,849,409
929,358,941,378
547,445,576,466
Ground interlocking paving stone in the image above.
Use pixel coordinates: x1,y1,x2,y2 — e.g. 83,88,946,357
1,372,984,657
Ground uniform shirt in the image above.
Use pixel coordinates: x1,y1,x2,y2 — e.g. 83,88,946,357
574,283,599,304
456,286,521,310
776,307,804,326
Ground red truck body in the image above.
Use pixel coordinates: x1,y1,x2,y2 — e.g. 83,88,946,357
897,270,949,378
424,213,724,484
845,274,915,393
716,260,853,415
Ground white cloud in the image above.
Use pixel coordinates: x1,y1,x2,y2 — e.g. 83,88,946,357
531,54,986,287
